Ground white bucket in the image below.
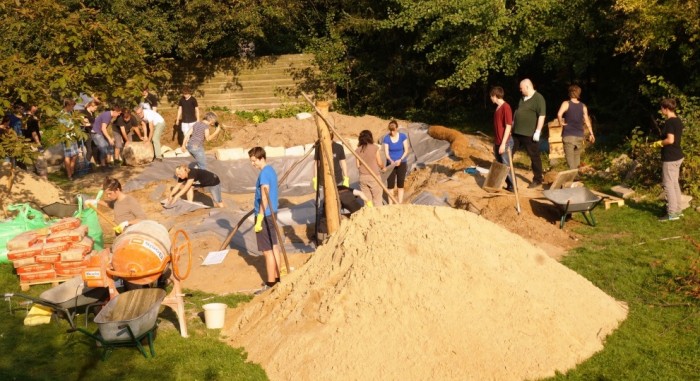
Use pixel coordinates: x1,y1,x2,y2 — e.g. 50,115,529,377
203,303,227,329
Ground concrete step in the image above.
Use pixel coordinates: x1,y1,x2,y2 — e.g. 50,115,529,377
196,80,298,91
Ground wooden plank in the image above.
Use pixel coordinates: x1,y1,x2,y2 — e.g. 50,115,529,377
19,276,75,292
590,190,625,210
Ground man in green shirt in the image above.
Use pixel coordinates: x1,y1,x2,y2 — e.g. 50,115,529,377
512,78,546,188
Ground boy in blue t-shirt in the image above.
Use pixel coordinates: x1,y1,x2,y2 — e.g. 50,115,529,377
249,146,281,294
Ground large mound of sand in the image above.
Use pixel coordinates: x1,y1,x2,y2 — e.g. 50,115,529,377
225,205,628,380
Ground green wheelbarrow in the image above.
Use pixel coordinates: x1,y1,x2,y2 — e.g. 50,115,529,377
543,187,604,229
75,288,166,360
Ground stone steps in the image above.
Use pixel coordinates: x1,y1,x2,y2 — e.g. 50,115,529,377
160,54,315,111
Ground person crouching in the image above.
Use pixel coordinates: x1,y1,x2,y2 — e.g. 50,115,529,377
166,165,225,208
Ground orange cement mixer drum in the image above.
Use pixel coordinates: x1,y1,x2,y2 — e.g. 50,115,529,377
110,221,171,285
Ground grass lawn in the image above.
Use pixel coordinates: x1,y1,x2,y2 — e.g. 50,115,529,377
0,198,699,380
0,277,267,381
544,200,700,381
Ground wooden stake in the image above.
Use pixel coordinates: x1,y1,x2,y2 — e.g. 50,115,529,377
314,101,340,235
263,186,290,274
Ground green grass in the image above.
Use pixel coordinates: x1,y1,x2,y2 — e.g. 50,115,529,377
1,199,699,380
0,272,267,381
544,200,700,381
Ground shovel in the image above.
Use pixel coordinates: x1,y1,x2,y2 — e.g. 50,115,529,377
507,148,521,214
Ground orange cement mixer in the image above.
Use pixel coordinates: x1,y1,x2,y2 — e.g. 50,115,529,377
82,220,192,337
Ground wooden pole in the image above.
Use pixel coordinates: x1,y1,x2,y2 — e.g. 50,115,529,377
314,101,340,235
301,93,398,204
263,186,290,274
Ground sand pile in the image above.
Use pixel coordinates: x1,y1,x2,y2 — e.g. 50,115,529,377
1,165,70,216
225,205,628,381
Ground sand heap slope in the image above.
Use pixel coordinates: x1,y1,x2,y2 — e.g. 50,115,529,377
225,205,628,381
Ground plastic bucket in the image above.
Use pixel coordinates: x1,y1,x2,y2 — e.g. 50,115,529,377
203,303,227,329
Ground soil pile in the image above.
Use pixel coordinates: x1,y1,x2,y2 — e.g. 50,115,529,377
221,113,404,148
1,164,70,216
225,205,628,381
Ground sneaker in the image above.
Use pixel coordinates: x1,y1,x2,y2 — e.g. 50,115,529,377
527,181,542,189
658,214,680,222
254,284,272,295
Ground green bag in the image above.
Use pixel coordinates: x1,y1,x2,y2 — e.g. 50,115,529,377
0,203,51,263
73,195,104,251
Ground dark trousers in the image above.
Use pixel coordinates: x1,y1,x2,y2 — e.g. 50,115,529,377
512,133,543,183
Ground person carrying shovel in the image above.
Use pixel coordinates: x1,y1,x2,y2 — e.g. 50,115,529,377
489,86,515,192
249,146,283,294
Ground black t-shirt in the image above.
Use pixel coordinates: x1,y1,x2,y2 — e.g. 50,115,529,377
662,117,684,162
178,168,220,187
23,115,40,142
113,115,142,134
143,93,159,109
178,97,198,123
338,185,363,214
314,141,346,186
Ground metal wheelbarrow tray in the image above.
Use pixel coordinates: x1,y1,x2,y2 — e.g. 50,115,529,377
76,288,166,360
543,187,603,229
4,276,109,329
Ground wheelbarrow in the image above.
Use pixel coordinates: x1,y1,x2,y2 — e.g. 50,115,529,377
75,288,166,360
4,276,109,329
543,187,603,229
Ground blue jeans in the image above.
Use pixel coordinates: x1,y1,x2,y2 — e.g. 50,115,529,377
494,137,514,189
92,134,113,163
207,183,222,203
187,145,206,170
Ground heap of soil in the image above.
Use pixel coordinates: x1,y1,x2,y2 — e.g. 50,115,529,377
225,205,628,381
220,113,405,148
0,164,70,216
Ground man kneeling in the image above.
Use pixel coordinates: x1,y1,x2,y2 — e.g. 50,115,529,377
166,165,225,208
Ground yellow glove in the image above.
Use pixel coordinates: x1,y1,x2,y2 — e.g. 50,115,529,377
254,214,264,233
366,200,373,208
342,176,350,187
312,177,317,191
114,221,129,234
651,140,664,148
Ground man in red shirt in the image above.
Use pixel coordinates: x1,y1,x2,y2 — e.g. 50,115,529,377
490,86,514,192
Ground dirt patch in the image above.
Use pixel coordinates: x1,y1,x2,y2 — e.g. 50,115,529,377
224,205,628,381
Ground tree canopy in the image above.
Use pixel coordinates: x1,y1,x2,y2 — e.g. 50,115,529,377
0,0,698,133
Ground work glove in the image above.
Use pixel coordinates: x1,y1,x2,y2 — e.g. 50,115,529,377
532,129,541,142
312,177,318,191
254,214,264,233
342,176,350,187
114,221,129,234
651,140,664,148
84,199,98,209
366,200,374,208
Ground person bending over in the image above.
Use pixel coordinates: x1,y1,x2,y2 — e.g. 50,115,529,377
167,165,225,208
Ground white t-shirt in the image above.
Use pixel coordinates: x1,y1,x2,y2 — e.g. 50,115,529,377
142,109,164,125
